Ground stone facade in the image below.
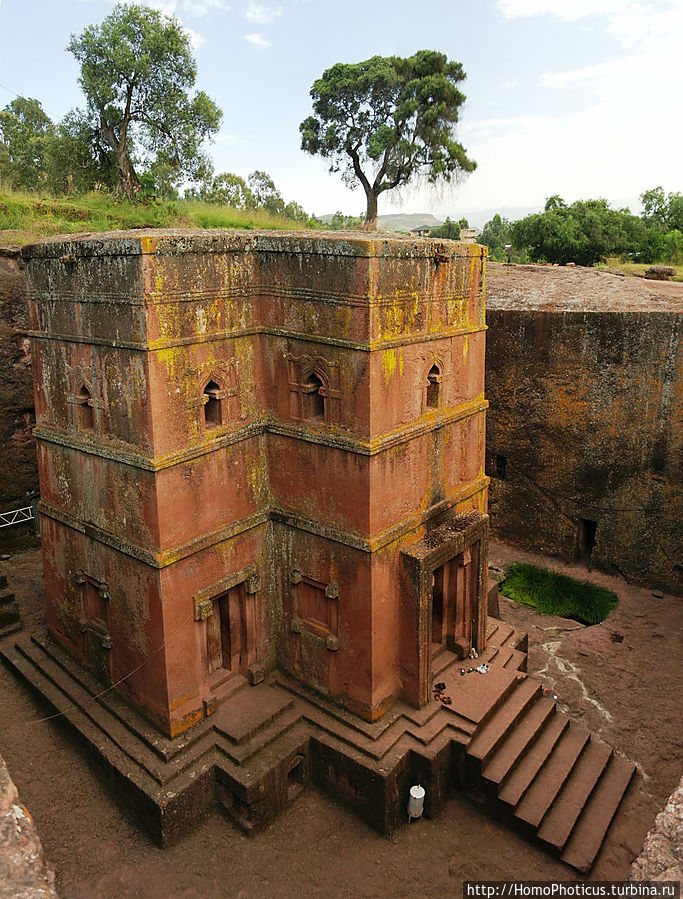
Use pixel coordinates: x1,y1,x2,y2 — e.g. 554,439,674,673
24,230,489,737
485,263,682,594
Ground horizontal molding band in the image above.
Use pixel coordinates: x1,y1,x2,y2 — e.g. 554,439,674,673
24,323,487,353
38,475,489,566
273,477,489,554
26,283,481,311
38,501,269,569
268,398,488,455
33,398,488,470
33,423,265,472
25,234,485,262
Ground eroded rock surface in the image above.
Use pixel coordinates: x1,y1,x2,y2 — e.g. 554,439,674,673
0,752,57,899
629,776,683,882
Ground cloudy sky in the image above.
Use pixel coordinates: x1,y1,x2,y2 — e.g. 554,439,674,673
0,0,680,221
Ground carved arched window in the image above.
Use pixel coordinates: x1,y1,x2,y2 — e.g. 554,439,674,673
203,379,223,428
302,372,325,422
76,385,95,431
426,364,441,408
285,352,341,425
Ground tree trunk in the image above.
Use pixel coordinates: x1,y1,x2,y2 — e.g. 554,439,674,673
100,117,141,199
116,146,141,199
363,190,378,231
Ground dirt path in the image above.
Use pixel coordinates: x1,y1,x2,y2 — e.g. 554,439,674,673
0,545,680,898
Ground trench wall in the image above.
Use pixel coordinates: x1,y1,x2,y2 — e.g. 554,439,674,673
0,248,36,517
485,306,682,594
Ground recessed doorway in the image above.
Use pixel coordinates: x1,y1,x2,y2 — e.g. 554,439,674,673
205,581,257,685
431,544,480,661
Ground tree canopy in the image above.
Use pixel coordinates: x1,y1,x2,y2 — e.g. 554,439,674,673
0,97,54,190
508,190,683,266
640,186,683,233
68,2,222,197
511,197,635,267
300,50,476,230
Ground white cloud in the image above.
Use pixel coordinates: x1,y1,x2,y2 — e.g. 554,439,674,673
149,0,230,16
463,115,556,133
497,0,681,49
245,2,283,24
184,26,205,49
498,0,631,19
500,80,517,90
184,0,231,14
445,0,683,214
244,32,271,48
537,59,627,88
214,132,240,145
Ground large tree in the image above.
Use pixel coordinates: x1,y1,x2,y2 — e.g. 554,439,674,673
247,170,285,215
0,97,54,190
68,3,222,197
300,50,476,230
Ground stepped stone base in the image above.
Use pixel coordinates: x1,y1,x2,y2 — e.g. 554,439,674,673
0,618,634,872
0,574,21,638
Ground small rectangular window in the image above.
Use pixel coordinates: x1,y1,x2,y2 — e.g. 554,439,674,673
577,519,597,565
495,454,507,480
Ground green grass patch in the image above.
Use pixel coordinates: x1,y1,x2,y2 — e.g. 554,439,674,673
0,189,314,245
499,562,617,625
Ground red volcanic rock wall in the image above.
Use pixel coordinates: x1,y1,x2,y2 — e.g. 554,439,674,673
0,248,37,538
485,264,682,594
24,230,488,735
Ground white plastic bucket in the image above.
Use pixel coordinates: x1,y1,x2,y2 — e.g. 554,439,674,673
407,784,425,820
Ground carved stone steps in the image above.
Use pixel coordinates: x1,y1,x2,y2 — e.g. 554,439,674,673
514,723,591,828
497,712,569,806
0,574,21,638
536,738,612,849
482,697,556,787
463,678,635,874
560,754,636,873
467,678,542,771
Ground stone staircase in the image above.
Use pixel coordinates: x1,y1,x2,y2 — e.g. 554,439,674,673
458,650,636,873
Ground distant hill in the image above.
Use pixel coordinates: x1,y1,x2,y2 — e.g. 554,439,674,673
320,212,443,232
456,206,543,229
376,213,443,232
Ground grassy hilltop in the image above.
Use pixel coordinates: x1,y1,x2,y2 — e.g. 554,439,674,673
0,189,310,246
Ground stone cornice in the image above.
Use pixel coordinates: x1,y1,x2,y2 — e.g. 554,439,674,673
23,323,487,353
33,397,488,469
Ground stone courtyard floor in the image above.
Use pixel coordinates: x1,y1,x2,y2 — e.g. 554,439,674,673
0,542,680,898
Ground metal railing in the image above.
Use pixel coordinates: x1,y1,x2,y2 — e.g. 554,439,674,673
0,505,35,528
